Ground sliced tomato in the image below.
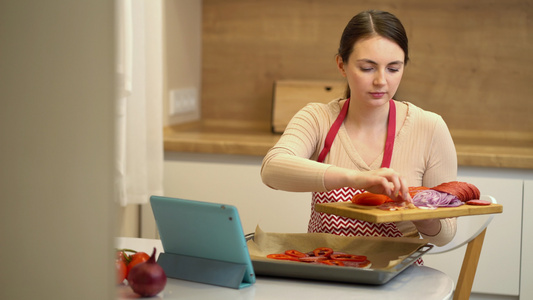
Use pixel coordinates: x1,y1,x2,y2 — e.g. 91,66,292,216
321,260,344,266
267,254,300,261
285,249,307,258
351,192,392,206
313,247,333,258
330,254,367,262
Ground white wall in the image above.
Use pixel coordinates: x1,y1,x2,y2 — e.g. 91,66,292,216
163,152,311,234
0,1,116,299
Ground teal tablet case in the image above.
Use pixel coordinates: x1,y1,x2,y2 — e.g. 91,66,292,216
150,196,255,289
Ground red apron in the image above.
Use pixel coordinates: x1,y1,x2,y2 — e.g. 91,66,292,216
308,98,401,236
307,98,423,265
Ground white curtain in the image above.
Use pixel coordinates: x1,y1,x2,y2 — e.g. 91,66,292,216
115,0,163,206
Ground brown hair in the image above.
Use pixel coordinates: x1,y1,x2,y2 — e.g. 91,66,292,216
338,10,409,98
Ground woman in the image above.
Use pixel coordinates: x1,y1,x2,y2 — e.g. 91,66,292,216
261,10,457,247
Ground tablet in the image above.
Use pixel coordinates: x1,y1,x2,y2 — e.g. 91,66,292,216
150,196,255,289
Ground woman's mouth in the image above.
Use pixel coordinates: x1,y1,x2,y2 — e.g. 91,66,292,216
369,92,386,99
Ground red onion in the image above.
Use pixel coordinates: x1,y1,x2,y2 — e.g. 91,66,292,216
412,190,463,209
127,247,167,297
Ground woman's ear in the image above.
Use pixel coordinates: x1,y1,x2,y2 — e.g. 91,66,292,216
336,55,346,77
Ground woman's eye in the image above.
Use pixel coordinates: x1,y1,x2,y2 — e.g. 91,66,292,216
360,67,373,72
388,67,400,73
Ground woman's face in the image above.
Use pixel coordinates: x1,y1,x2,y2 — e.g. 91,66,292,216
337,35,405,107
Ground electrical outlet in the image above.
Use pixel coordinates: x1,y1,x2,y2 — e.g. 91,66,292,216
169,88,198,115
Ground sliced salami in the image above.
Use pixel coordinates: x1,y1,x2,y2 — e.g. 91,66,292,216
466,199,491,206
431,181,481,202
298,256,327,263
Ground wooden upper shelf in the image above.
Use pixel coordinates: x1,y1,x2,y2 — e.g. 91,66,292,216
164,121,533,169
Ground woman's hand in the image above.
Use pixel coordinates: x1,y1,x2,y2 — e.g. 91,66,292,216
325,167,411,201
354,168,411,201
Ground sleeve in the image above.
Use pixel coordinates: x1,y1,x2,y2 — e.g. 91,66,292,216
420,115,458,246
260,103,332,192
420,218,458,247
422,115,458,188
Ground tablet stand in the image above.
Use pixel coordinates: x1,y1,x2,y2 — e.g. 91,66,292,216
157,252,250,289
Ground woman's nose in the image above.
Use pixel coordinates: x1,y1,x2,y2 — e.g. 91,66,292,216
373,70,386,86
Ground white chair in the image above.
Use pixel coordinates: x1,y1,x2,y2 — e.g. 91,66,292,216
427,195,497,300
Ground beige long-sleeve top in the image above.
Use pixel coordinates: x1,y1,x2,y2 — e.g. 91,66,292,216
261,99,458,246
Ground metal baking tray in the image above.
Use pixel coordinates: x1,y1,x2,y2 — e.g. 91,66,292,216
246,233,433,285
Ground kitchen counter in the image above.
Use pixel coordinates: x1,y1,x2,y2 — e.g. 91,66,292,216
164,121,533,169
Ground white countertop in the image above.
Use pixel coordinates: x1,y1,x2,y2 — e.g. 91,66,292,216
116,237,454,300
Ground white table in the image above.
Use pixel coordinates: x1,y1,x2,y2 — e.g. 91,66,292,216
116,237,453,300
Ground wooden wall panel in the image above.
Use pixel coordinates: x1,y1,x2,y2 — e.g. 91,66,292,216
395,1,533,134
201,0,533,134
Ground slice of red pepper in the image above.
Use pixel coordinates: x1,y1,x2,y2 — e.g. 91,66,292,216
330,254,367,262
321,260,345,266
266,254,300,261
313,247,333,258
285,249,307,258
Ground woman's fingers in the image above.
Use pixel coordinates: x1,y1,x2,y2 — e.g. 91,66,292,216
388,170,402,198
357,168,409,200
373,168,401,197
398,176,412,202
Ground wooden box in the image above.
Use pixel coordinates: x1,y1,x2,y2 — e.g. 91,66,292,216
271,80,345,133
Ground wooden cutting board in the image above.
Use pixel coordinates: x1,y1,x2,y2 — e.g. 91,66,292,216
315,202,503,223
